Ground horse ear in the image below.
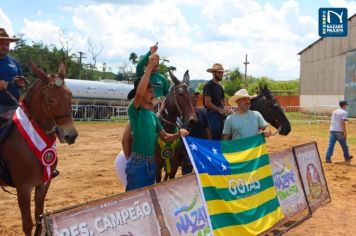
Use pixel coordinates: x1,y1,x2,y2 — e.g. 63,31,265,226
183,70,190,85
168,70,180,86
29,60,47,80
58,59,66,79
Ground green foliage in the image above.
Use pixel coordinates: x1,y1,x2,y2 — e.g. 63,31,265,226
8,38,113,82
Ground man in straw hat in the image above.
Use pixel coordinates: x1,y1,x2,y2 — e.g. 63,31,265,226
203,63,231,140
0,28,26,119
222,88,271,140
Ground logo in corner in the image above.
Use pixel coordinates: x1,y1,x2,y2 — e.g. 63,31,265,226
319,8,348,37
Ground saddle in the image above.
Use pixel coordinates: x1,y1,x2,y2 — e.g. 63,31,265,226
0,105,16,143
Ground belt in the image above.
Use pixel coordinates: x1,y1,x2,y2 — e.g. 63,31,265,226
131,152,155,163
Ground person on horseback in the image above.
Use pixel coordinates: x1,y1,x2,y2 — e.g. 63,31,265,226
125,53,189,191
0,28,26,121
222,89,271,140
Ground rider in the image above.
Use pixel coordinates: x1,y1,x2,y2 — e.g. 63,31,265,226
222,89,271,140
125,53,189,191
0,28,26,121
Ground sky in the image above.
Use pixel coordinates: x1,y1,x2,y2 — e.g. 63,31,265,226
0,0,355,81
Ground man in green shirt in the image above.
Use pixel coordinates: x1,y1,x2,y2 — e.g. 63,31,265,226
135,42,170,99
126,53,189,191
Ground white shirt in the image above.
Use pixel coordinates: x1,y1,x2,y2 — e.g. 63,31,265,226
330,108,348,132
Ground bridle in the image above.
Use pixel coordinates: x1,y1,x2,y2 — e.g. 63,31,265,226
160,83,188,129
264,96,282,136
23,78,72,134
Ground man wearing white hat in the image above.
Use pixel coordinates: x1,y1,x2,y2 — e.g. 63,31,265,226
203,63,231,140
222,89,271,140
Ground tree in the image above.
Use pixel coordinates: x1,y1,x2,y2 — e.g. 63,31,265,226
129,52,138,64
87,38,103,69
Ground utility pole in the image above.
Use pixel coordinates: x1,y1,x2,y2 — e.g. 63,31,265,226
78,51,86,79
243,54,250,87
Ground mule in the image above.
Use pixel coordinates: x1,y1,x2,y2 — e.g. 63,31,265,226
250,85,291,135
154,70,197,182
0,60,78,236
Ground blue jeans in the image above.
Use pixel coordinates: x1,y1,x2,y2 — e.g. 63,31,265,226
125,153,156,191
206,110,223,140
326,131,351,161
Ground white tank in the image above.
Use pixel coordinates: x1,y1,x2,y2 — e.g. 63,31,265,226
65,79,133,106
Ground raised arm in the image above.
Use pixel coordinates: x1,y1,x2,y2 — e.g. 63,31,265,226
134,54,159,108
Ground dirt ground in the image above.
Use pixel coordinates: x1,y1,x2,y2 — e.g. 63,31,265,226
0,122,355,235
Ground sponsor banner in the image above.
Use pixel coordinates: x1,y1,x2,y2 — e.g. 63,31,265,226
293,142,331,211
48,190,160,236
154,174,211,236
270,149,310,220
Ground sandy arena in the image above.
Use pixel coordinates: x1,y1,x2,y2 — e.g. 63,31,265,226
0,122,355,235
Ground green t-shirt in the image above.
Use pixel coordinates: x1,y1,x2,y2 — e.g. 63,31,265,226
136,51,170,97
128,101,163,156
223,110,267,140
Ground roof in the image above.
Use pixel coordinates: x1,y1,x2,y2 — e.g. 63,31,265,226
298,13,356,55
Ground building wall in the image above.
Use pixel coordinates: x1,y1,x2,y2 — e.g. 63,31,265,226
300,15,356,111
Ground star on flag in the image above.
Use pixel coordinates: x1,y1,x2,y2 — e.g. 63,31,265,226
190,143,198,151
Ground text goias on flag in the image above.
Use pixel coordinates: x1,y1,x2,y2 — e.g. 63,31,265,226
184,134,283,235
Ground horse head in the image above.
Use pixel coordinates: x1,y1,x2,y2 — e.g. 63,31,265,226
166,70,197,127
251,85,291,135
24,60,78,144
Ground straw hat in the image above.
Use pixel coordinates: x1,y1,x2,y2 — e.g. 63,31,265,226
228,89,256,106
207,63,225,73
0,28,19,42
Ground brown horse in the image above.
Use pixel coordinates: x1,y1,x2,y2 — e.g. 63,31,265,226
155,70,197,182
0,61,78,236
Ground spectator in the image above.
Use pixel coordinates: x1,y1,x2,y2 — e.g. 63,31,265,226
325,100,353,163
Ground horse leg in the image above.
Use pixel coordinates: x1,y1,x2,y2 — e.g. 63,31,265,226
16,185,33,236
168,154,179,180
34,182,51,236
155,157,163,183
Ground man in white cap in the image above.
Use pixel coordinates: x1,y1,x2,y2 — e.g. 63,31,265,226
222,88,271,140
203,63,231,140
325,100,353,163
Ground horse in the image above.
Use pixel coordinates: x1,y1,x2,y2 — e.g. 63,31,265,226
250,85,291,136
154,70,197,182
0,60,78,236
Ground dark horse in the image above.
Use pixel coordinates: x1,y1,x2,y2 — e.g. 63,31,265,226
155,70,197,182
0,61,78,236
156,85,291,182
251,85,291,136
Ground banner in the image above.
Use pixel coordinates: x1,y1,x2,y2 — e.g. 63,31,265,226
269,149,310,221
293,142,331,211
183,134,284,236
47,190,160,236
155,175,211,236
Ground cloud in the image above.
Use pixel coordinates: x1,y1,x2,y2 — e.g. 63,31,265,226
0,9,14,36
329,0,356,15
13,0,322,80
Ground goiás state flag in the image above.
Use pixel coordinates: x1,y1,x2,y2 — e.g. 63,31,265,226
183,134,284,236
